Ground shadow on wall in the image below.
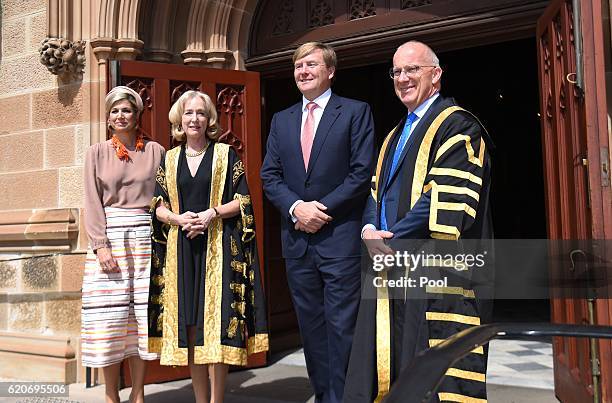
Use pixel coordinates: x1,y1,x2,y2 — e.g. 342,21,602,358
57,82,82,107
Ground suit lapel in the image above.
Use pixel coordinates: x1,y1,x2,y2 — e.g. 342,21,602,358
378,119,404,198
381,96,448,194
288,102,306,174
306,94,341,177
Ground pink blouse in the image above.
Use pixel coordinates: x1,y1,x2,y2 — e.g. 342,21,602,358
84,139,165,250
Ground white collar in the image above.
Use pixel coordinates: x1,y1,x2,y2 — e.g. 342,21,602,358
410,92,440,119
302,88,332,111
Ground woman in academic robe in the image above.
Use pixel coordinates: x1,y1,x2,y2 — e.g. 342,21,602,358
148,90,268,403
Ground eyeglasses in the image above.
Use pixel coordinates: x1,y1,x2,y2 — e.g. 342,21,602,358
389,65,437,79
294,62,324,71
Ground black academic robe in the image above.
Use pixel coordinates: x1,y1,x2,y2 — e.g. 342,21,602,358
345,96,494,402
147,142,268,366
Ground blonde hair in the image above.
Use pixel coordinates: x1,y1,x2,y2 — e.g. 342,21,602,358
105,90,140,116
293,42,337,69
168,90,220,142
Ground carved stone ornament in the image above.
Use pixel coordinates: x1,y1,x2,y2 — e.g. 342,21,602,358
39,37,86,79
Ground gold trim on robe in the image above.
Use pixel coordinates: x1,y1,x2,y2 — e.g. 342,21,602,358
411,106,465,209
437,392,487,403
152,143,267,367
160,146,186,365
373,106,467,400
374,271,391,403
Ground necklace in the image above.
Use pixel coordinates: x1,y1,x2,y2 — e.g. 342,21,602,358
185,142,209,157
111,133,144,161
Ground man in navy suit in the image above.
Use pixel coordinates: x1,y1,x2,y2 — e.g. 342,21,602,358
261,42,374,403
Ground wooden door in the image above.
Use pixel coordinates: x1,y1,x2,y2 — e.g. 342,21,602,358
110,60,266,385
537,0,612,401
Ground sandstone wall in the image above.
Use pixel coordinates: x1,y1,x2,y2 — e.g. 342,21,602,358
0,0,91,383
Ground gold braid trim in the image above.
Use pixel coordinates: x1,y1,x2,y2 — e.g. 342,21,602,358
426,286,475,298
233,160,245,186
445,368,486,382
374,271,391,403
230,282,246,298
429,167,483,186
428,182,460,240
150,195,165,213
231,260,248,277
411,106,465,209
425,312,481,326
372,124,399,202
194,143,229,365
148,337,162,354
234,193,255,242
423,182,480,202
434,134,484,168
159,146,186,365
247,334,269,355
437,392,487,403
230,236,238,256
227,317,239,339
155,165,168,196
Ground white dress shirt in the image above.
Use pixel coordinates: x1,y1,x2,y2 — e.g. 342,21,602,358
289,88,333,221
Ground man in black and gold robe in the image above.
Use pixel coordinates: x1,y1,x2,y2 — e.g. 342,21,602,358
344,41,493,402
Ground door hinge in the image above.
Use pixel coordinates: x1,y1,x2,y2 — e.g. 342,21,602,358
592,357,601,377
601,147,610,187
581,155,591,208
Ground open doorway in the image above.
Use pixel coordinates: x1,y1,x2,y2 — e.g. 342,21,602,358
262,38,549,344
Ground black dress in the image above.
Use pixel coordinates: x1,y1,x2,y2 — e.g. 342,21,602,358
176,145,213,344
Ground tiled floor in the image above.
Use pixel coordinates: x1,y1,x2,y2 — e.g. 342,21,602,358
277,338,556,391
487,339,555,390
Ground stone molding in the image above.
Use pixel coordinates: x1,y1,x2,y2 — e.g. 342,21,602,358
90,37,144,60
181,0,235,67
0,209,78,252
0,331,76,359
181,49,235,68
0,331,78,383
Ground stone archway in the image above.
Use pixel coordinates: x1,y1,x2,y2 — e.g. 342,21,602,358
89,0,259,69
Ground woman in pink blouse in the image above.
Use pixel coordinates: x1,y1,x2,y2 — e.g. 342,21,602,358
81,86,164,403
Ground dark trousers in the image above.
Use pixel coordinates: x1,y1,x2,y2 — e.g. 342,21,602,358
285,246,361,403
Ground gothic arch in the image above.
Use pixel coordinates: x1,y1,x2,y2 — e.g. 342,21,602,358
91,0,144,59
88,0,258,69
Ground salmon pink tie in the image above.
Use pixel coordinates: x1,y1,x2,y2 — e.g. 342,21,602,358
301,101,319,169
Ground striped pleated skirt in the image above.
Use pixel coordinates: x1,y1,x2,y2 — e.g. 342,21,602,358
81,207,159,368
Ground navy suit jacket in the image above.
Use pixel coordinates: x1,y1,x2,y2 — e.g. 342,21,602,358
261,93,375,258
